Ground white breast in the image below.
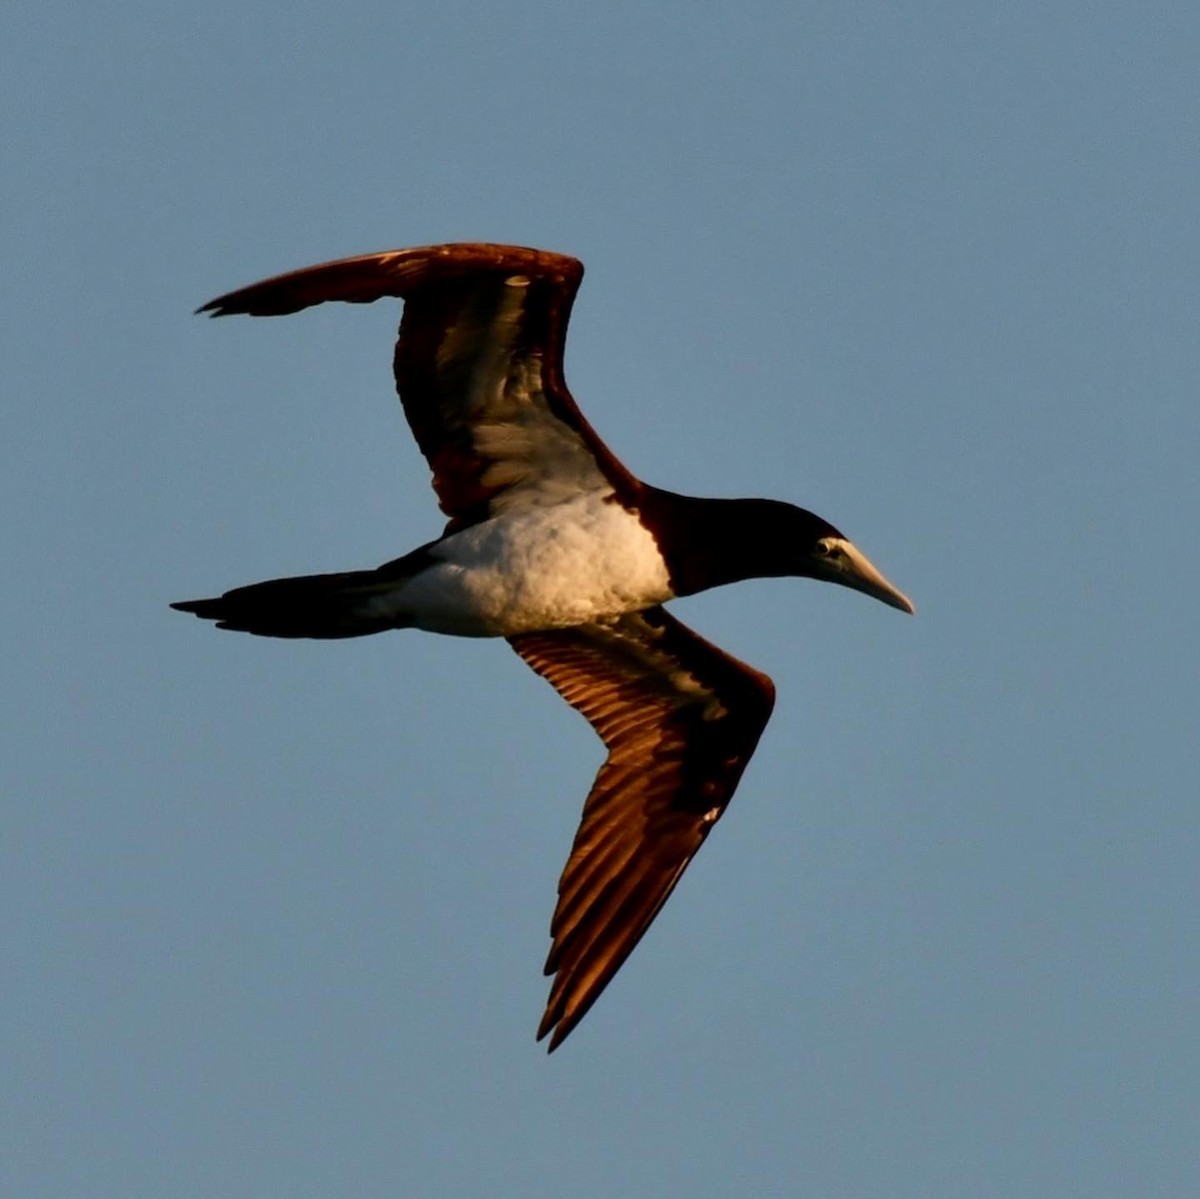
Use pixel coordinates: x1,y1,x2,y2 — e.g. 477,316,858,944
381,495,674,636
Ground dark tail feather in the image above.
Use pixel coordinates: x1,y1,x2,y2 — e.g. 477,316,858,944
171,569,406,639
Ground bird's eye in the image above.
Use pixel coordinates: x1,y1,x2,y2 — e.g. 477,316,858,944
814,540,834,557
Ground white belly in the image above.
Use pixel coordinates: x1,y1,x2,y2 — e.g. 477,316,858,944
383,496,674,636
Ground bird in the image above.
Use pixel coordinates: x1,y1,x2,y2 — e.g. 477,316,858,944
173,242,914,1051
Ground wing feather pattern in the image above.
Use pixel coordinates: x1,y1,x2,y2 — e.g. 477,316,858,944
198,243,639,529
509,606,775,1050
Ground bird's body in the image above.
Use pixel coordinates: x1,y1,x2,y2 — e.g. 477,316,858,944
175,243,913,1049
394,494,674,636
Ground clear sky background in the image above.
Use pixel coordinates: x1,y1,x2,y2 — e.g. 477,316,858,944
5,3,1198,1196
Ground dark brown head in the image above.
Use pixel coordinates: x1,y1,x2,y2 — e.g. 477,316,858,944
640,490,914,612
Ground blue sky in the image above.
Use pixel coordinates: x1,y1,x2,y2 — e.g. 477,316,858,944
5,2,1198,1195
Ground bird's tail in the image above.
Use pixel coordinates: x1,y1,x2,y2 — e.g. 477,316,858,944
171,569,408,639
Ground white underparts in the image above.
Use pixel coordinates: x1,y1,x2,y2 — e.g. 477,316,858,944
368,494,674,637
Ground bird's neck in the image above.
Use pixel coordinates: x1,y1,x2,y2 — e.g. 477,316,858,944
636,488,808,597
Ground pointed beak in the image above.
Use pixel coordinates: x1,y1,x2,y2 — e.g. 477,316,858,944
822,539,915,614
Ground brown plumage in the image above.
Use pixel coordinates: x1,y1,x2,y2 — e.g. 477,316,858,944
199,244,640,529
180,243,913,1051
510,607,775,1049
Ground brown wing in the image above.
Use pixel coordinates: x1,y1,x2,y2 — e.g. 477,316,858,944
508,606,776,1051
199,243,640,529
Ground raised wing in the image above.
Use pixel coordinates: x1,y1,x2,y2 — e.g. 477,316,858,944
199,243,640,530
508,607,776,1050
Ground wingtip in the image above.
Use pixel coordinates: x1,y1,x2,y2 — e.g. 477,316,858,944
538,1024,568,1053
536,1002,572,1051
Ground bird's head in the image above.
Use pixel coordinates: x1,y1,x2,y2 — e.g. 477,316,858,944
728,499,914,613
640,492,915,612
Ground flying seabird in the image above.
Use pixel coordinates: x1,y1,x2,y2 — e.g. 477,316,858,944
174,243,914,1051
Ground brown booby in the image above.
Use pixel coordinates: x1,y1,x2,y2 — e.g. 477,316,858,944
174,243,914,1050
